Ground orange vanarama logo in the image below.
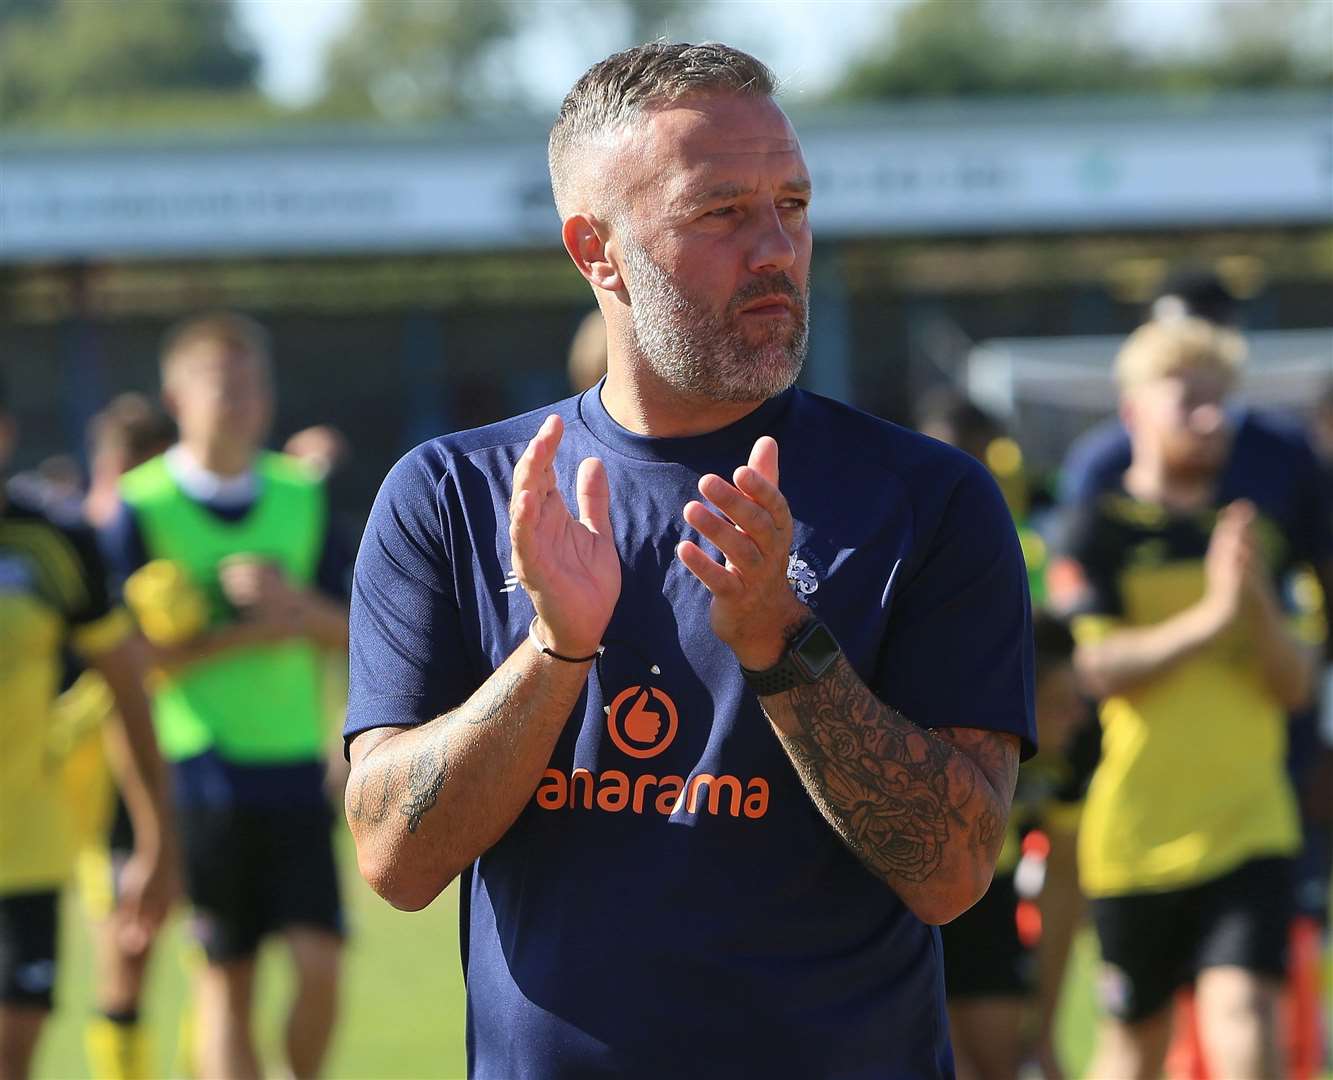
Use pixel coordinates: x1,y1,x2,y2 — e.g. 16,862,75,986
606,684,678,758
533,683,770,820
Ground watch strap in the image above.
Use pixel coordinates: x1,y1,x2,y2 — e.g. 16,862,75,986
740,658,808,696
740,618,835,696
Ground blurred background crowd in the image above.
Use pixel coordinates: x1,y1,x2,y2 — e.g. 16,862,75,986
1,0,1330,1077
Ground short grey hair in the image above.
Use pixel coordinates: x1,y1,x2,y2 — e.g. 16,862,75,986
548,42,777,219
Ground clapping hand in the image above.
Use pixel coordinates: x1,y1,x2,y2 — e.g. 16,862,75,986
1204,500,1272,625
677,436,808,670
509,415,621,658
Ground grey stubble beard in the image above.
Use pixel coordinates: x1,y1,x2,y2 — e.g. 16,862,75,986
620,234,810,405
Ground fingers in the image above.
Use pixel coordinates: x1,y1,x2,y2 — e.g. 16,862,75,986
731,466,792,533
511,415,564,511
676,539,743,596
576,457,611,536
684,441,791,577
510,416,569,559
697,470,791,545
683,498,762,569
113,893,150,955
510,489,541,532
1217,500,1256,535
1214,501,1261,560
747,436,779,487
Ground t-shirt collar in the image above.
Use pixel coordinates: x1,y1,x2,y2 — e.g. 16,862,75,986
578,377,797,469
165,445,258,508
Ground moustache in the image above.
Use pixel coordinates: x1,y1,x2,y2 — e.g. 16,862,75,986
728,275,806,315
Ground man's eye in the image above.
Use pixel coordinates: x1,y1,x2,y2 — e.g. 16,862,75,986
781,200,809,213
706,206,737,218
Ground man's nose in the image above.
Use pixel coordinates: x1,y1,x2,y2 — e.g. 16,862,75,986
1190,403,1225,434
747,206,797,275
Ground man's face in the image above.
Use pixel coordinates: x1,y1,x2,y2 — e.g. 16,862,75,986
612,93,812,404
1124,368,1232,476
167,344,273,450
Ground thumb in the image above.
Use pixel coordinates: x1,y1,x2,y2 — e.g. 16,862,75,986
1230,500,1257,529
576,457,612,536
748,436,779,487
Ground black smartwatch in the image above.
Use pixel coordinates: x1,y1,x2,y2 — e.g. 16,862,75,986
740,618,843,696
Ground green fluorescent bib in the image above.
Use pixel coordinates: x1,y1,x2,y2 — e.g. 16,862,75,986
120,452,327,763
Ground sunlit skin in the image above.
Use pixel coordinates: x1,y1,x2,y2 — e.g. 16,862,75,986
563,93,813,439
164,343,274,477
345,86,1019,936
1121,368,1233,503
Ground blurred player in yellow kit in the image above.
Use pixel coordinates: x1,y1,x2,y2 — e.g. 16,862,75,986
1056,318,1327,1078
0,378,175,1080
48,395,178,1079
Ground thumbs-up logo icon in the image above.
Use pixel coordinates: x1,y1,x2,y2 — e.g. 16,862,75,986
607,685,678,759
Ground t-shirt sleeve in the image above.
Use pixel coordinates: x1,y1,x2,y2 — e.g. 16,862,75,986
1291,434,1333,567
1057,421,1131,506
61,519,133,658
345,448,474,749
1048,499,1126,654
875,458,1037,758
314,517,355,602
96,500,150,599
1049,500,1122,619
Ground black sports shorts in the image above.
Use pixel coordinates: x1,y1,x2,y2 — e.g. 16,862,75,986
940,872,1033,999
1090,855,1292,1024
0,890,59,1009
180,800,345,963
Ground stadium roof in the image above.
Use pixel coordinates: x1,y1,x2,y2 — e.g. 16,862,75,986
2,92,1330,263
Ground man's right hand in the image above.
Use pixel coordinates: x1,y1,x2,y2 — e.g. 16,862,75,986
1202,500,1260,629
509,415,620,658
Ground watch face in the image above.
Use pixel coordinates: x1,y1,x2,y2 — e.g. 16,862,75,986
793,622,841,680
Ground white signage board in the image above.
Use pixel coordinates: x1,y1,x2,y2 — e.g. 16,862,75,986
2,96,1329,262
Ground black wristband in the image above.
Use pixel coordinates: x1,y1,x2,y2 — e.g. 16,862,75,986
739,662,807,696
528,615,602,664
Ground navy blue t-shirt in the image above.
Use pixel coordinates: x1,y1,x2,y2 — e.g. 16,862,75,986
347,385,1035,1079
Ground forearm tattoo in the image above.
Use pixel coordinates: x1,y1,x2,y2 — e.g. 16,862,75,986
400,749,446,833
768,656,1012,886
347,768,392,825
348,670,523,835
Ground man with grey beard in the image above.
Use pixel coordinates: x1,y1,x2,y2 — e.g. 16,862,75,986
344,41,1034,1079
618,226,809,403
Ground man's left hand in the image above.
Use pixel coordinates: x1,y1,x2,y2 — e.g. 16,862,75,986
677,436,808,670
114,845,177,955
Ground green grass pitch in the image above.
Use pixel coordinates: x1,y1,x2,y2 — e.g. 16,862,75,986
36,834,469,1079
31,834,1330,1078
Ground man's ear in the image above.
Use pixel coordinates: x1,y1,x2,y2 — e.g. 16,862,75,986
160,384,180,422
1118,395,1135,433
561,214,622,295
